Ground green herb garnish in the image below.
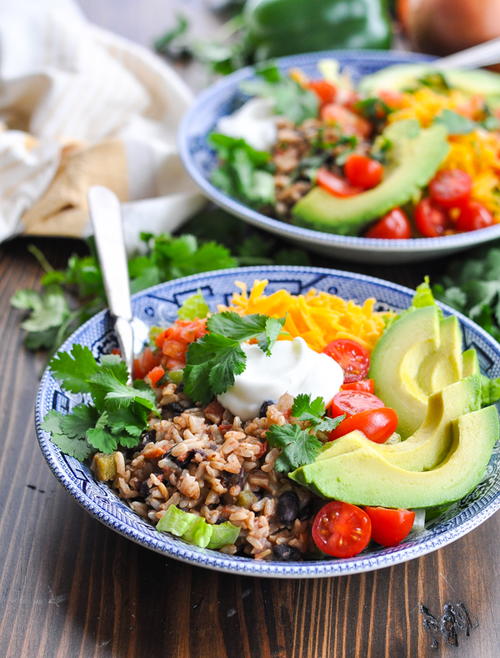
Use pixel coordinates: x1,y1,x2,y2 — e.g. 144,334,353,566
267,394,345,473
41,346,157,458
184,312,285,404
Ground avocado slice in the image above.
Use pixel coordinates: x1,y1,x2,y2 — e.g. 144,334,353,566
369,305,441,437
359,64,500,99
316,376,482,471
292,120,449,235
417,315,463,396
462,348,480,377
290,406,498,508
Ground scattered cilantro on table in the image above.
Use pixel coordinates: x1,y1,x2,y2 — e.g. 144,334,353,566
267,394,345,473
41,346,157,459
184,311,285,404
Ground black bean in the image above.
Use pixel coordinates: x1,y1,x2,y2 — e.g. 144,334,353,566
220,469,244,488
277,491,300,525
139,429,156,449
272,544,302,561
170,450,195,468
258,400,275,417
298,501,314,521
162,401,185,418
139,481,150,498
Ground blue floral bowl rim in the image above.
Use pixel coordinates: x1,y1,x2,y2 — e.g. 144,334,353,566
178,49,500,253
34,266,500,578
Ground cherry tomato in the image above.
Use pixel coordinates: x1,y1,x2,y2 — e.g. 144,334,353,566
312,501,372,558
323,339,370,382
329,407,398,443
316,168,362,198
365,208,412,239
429,169,472,208
321,104,372,138
364,507,415,546
455,201,494,232
414,197,449,237
341,379,375,393
308,80,337,104
329,390,384,418
344,154,384,189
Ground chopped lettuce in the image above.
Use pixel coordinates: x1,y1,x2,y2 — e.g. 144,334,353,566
177,292,210,321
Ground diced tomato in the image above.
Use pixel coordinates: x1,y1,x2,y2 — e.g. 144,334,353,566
316,168,362,197
175,319,207,343
377,88,406,109
132,347,160,380
321,104,372,138
344,154,384,189
455,201,494,232
429,169,472,208
146,365,165,387
323,339,370,382
162,339,187,360
341,379,375,393
308,80,337,104
155,318,208,370
365,208,412,239
329,407,398,443
111,348,121,355
312,501,372,558
330,390,384,418
414,197,449,237
364,507,415,546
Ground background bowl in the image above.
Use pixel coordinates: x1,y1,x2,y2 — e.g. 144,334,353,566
179,50,500,264
35,266,499,578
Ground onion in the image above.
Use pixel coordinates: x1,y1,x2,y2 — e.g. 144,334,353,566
405,0,500,57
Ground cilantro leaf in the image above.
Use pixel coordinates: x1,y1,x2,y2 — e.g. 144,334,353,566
86,427,117,453
434,110,477,135
266,423,322,473
59,403,99,438
41,410,94,460
12,285,70,334
291,393,345,433
258,317,286,355
49,344,100,393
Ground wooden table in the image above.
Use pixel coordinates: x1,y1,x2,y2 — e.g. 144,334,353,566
1,2,498,656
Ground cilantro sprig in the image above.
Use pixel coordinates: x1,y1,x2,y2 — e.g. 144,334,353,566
41,346,157,459
184,311,285,404
266,394,345,473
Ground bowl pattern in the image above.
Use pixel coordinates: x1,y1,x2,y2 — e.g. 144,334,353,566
35,267,499,577
179,50,500,263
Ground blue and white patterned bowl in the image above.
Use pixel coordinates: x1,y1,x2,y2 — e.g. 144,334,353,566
179,50,500,264
35,267,499,578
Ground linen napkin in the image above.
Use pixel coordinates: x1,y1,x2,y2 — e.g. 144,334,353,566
0,0,204,252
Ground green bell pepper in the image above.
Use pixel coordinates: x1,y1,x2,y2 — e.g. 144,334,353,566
245,0,392,58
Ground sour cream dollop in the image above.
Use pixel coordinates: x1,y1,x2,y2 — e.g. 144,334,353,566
217,337,344,421
216,98,278,151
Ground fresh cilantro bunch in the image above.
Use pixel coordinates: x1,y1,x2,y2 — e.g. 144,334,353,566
267,394,345,473
41,345,157,460
184,311,285,404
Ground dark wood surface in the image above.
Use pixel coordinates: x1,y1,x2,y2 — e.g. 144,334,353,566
1,2,498,657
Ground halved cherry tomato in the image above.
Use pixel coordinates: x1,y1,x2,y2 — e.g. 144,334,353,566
341,379,375,394
321,104,372,138
308,80,337,104
146,365,165,387
365,207,412,239
316,168,362,198
414,197,449,237
312,501,372,558
429,169,472,208
323,339,370,383
329,390,384,418
364,507,415,546
455,201,494,232
329,407,398,443
344,154,384,189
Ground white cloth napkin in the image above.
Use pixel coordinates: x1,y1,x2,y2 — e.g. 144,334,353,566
0,0,203,251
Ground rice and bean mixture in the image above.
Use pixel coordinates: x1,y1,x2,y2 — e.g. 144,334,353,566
93,382,316,561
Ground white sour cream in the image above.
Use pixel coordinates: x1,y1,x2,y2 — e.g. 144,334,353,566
217,337,344,421
216,98,278,151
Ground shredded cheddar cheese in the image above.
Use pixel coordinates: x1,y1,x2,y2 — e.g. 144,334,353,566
389,87,500,221
222,280,392,352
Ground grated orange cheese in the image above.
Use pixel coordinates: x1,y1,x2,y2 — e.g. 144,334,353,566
221,280,392,352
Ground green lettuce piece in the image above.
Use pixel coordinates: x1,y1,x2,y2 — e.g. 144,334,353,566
177,292,210,320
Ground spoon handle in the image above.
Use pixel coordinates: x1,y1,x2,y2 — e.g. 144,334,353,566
88,186,134,381
434,38,500,70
